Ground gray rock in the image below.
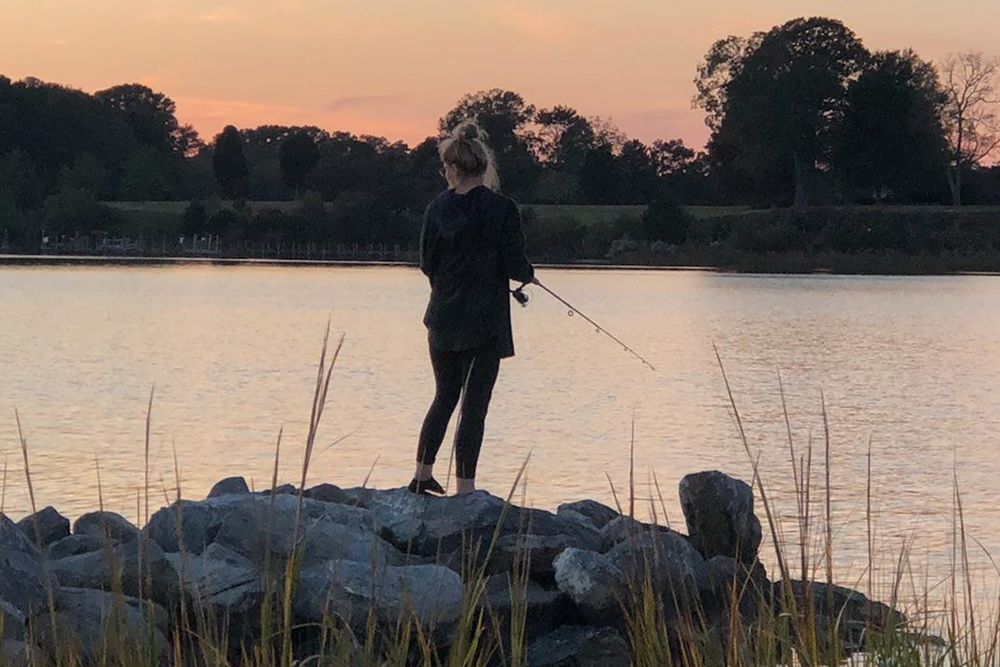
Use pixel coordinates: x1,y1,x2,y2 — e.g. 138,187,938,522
0,515,51,620
557,500,619,531
607,530,704,591
294,559,463,634
484,575,581,641
47,534,105,560
304,482,352,505
207,476,250,498
552,548,625,624
1,599,26,640
145,493,374,555
777,580,906,654
34,588,167,663
696,556,769,621
0,639,30,667
16,506,70,548
487,534,578,584
50,537,179,605
73,511,139,544
598,514,671,553
526,626,631,667
353,487,599,557
679,471,761,563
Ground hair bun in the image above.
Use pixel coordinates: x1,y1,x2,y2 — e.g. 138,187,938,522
454,121,482,142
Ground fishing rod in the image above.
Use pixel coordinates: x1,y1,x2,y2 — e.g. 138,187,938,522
512,281,656,372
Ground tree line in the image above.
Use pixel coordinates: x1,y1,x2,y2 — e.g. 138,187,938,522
1,15,999,255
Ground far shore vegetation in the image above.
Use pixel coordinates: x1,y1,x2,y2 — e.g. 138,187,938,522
2,15,998,273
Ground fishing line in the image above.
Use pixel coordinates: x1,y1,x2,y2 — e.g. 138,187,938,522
511,281,656,372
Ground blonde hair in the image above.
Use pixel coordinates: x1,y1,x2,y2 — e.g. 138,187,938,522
438,121,500,191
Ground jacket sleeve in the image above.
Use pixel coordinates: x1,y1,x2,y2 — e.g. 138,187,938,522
503,202,535,284
419,203,435,280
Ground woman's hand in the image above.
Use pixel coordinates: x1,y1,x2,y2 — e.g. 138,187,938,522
530,276,540,286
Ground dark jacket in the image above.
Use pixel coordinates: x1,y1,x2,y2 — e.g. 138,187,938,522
420,185,534,358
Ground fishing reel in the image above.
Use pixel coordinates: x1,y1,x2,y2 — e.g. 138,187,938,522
511,283,531,307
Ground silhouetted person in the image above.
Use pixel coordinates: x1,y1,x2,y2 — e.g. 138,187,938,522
410,121,536,496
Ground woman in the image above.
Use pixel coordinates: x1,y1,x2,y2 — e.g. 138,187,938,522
410,121,536,496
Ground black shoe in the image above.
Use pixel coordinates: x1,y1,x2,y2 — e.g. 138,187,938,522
408,476,445,495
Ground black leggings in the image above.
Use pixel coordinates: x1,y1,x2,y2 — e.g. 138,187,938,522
416,343,501,480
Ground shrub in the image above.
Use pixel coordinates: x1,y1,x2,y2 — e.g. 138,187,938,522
641,195,691,244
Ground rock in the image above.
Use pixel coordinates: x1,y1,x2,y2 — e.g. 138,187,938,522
679,471,761,564
486,534,578,585
167,544,267,649
294,559,463,635
207,476,250,498
353,487,599,557
696,556,769,621
484,575,581,642
212,498,402,568
73,511,139,544
16,506,70,548
304,482,352,505
607,530,704,593
557,500,619,531
0,639,30,667
598,515,671,553
50,537,179,605
777,580,906,654
526,626,631,667
47,534,105,560
145,493,374,555
1,599,26,640
0,515,51,621
552,549,625,625
34,588,168,663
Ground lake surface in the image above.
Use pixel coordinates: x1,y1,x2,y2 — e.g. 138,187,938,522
2,264,999,598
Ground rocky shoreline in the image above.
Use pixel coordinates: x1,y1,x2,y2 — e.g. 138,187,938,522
1,470,902,666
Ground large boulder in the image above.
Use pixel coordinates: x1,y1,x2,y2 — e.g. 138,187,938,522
73,511,139,544
598,515,672,553
207,476,250,498
552,549,625,625
304,483,353,505
1,599,27,640
352,488,600,557
294,559,463,636
607,530,704,592
525,626,631,667
50,537,179,605
777,580,906,654
679,471,761,564
16,507,70,548
483,575,581,642
145,493,374,555
557,500,619,532
47,534,105,561
0,515,51,621
33,588,168,663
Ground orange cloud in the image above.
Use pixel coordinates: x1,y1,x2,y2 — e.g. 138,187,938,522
485,2,573,43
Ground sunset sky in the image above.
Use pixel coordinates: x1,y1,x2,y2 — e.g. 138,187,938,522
2,0,998,151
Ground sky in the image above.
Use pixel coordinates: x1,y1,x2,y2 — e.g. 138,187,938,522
2,0,998,151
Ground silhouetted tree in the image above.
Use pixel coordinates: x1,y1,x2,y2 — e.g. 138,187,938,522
58,152,107,197
278,131,321,197
439,89,539,199
641,193,692,244
617,140,658,203
834,50,949,202
695,17,870,206
212,125,249,199
180,201,208,236
94,83,201,156
941,52,1000,205
579,147,621,204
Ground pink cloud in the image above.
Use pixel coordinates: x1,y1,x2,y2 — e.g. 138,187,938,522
485,2,573,43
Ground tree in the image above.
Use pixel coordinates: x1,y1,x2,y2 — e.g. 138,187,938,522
834,50,949,202
535,106,598,171
180,202,208,237
439,89,539,199
641,193,692,245
579,146,621,204
212,125,249,199
695,17,870,207
941,52,1000,205
617,140,658,203
58,152,107,197
95,83,201,156
278,131,321,197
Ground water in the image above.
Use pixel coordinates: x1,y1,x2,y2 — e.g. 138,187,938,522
2,264,1000,596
